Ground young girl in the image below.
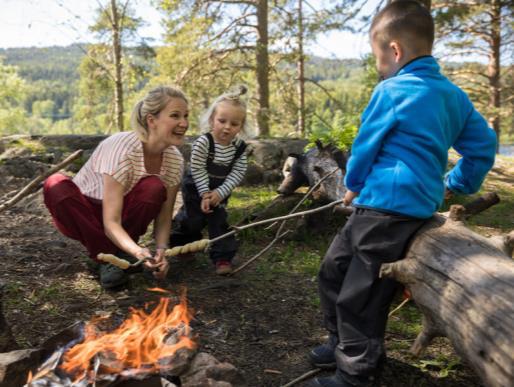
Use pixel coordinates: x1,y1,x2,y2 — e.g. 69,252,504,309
44,86,189,289
171,86,249,275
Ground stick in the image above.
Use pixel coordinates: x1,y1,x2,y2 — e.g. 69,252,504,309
0,149,83,213
280,368,321,387
233,168,342,275
388,297,410,317
231,230,291,275
102,200,346,270
266,168,340,231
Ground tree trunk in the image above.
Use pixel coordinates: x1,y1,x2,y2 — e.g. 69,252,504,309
297,0,306,137
255,0,270,137
380,213,514,387
488,0,501,152
389,0,431,8
111,0,124,132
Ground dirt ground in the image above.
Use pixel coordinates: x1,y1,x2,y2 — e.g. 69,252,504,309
1,169,506,386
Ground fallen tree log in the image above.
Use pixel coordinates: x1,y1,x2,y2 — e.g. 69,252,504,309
380,198,514,387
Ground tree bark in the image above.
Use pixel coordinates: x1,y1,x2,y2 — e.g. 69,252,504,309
111,0,124,132
297,0,306,137
488,0,501,152
255,0,270,137
380,215,514,387
389,0,431,8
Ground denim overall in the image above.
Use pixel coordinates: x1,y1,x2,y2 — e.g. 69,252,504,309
171,133,246,263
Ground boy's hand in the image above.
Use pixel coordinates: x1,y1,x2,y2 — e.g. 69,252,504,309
444,188,454,200
343,190,359,206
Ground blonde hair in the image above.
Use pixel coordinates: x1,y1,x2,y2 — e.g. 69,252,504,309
199,85,250,137
130,85,188,142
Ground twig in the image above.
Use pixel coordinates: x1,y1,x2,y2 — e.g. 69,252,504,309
229,172,343,275
231,230,291,275
212,199,344,243
266,167,340,231
281,368,322,387
388,297,410,318
0,149,83,213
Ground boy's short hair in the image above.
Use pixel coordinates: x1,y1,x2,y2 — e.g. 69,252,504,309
371,1,434,54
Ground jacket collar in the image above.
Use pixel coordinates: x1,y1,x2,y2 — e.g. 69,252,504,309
395,55,439,77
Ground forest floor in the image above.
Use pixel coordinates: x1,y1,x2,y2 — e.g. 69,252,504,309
0,153,513,387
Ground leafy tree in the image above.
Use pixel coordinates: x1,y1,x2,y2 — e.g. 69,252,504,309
74,0,154,133
433,0,513,150
0,59,28,135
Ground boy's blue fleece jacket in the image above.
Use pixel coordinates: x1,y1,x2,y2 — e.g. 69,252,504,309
344,56,497,219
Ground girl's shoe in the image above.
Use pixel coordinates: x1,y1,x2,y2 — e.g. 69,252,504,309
215,260,233,275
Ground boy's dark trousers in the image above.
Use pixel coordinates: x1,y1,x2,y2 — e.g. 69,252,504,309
318,207,426,383
171,173,237,263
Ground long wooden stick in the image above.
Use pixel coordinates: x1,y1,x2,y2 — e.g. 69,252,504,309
233,168,342,275
281,368,321,387
0,149,83,213
231,230,291,275
211,199,345,243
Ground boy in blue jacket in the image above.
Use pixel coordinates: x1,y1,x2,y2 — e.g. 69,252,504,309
307,2,497,386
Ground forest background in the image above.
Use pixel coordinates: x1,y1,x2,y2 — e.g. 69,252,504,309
0,0,512,152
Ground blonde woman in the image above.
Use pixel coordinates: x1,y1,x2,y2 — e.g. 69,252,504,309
44,86,189,289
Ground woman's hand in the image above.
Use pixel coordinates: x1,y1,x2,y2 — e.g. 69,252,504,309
146,249,169,280
134,247,152,261
143,249,169,280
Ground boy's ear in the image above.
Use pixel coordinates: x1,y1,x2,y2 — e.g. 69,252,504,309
390,41,404,63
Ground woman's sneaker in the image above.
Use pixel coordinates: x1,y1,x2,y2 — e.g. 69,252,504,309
215,260,233,275
99,263,128,289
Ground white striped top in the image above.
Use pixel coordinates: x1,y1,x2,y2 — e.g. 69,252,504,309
73,131,184,200
191,135,247,199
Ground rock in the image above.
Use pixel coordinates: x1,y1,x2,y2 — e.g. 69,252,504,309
181,352,246,387
0,349,41,387
247,140,284,170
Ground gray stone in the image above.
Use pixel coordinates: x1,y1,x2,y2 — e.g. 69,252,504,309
181,352,246,387
0,349,41,387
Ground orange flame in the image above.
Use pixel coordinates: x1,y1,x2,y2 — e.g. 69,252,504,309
57,291,195,381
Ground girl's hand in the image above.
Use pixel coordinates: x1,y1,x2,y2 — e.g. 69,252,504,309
209,191,223,207
201,193,213,213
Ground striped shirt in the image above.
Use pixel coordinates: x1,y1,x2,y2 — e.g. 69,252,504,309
73,131,184,200
190,134,247,199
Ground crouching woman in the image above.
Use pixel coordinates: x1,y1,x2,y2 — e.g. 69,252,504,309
43,86,189,289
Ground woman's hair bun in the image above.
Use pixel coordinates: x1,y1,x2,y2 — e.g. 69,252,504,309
238,85,248,96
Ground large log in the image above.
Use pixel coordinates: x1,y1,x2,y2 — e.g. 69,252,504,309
380,211,514,387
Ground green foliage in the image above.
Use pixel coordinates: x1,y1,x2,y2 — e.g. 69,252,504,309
306,119,357,152
415,355,461,378
0,58,28,134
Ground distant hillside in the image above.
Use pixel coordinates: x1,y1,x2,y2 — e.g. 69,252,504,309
1,45,365,84
0,44,84,82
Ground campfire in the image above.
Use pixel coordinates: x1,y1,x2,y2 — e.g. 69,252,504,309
26,288,196,386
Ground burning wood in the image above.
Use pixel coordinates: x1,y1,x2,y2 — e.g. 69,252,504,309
25,289,197,386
